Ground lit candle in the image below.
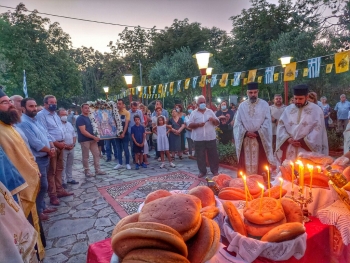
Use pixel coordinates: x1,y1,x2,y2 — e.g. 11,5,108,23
289,161,294,191
317,166,321,173
296,160,304,191
257,182,264,214
265,165,270,197
307,164,314,192
279,177,284,200
242,175,248,203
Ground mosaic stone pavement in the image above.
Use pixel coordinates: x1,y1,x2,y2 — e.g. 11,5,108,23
41,144,236,263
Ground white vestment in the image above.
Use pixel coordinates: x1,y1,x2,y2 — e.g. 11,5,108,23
233,99,275,175
343,123,350,154
270,104,286,135
276,102,329,162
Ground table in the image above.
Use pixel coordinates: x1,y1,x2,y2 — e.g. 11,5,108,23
86,218,349,263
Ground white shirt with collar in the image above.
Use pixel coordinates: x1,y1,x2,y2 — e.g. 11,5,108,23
188,108,219,141
62,121,76,145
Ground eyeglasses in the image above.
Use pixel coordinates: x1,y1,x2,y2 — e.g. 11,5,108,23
0,100,12,105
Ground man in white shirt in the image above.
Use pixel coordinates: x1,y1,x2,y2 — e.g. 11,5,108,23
58,109,78,188
188,95,220,178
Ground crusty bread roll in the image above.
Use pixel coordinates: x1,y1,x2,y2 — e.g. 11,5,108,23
300,173,329,189
189,186,215,207
112,213,139,238
139,194,202,241
203,219,221,262
144,189,172,204
212,174,232,189
244,217,286,239
260,222,306,242
263,186,287,199
281,198,303,223
122,249,190,263
219,187,246,200
118,222,182,239
223,201,247,236
200,206,219,219
229,178,261,195
243,197,285,225
248,174,264,185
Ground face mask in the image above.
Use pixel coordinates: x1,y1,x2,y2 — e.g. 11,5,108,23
176,108,180,112
188,109,193,114
48,104,57,111
61,116,68,122
221,105,227,110
199,103,206,110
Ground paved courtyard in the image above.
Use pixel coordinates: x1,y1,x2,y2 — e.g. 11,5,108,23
42,145,235,263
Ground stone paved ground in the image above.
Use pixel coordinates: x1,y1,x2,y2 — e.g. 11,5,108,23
42,144,236,263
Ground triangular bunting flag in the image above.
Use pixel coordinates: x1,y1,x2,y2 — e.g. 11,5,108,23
274,73,279,81
264,67,274,84
303,68,308,77
219,73,229,87
158,84,163,93
199,75,206,88
211,74,218,87
233,72,241,86
192,76,198,88
169,82,174,95
184,78,190,89
153,85,157,94
258,76,262,83
177,80,182,91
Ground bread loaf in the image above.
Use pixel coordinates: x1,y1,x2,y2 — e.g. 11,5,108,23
281,198,303,223
122,249,190,263
244,217,286,239
223,201,247,236
112,213,139,238
200,206,219,219
212,174,232,189
263,186,287,199
189,186,215,207
144,189,172,204
260,222,306,242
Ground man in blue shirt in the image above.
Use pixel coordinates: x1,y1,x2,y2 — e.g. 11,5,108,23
19,98,58,219
334,94,350,133
151,100,169,119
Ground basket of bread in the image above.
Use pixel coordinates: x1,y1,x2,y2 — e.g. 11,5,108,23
111,186,224,263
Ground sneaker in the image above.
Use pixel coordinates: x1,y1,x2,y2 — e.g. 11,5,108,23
141,162,147,168
169,162,176,168
160,162,165,168
113,164,123,170
84,170,95,177
135,164,140,170
95,170,106,175
157,157,161,161
126,164,131,170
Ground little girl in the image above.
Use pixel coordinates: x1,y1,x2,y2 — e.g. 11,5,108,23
153,115,176,168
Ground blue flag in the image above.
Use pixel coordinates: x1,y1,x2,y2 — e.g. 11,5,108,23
233,72,241,86
264,67,275,84
308,57,321,78
211,74,218,88
192,76,198,88
23,70,28,98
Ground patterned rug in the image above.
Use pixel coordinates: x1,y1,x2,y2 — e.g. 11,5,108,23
98,171,206,218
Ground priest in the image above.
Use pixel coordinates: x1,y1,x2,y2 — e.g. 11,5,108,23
233,82,275,175
276,84,328,163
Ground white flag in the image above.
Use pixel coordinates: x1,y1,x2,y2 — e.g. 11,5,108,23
233,72,241,86
308,57,321,78
264,67,274,84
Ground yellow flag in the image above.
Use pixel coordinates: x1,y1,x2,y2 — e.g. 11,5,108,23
132,88,135,95
274,73,279,81
158,84,163,93
148,86,151,94
199,75,207,88
230,79,234,86
219,73,229,87
185,78,190,89
284,62,297,81
248,69,257,83
326,64,333,73
257,76,262,83
303,68,309,77
335,51,350,74
169,82,174,94
243,78,248,85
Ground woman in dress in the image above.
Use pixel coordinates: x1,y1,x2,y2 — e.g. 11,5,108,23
320,96,331,130
167,109,185,160
215,100,235,145
184,105,195,157
175,104,187,155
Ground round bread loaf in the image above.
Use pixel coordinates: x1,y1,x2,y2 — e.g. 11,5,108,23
112,227,188,258
302,174,329,188
244,217,286,239
186,216,214,263
200,206,219,219
229,178,261,195
243,197,284,225
223,201,247,236
122,249,190,263
219,187,260,200
263,186,287,199
260,222,306,242
203,219,221,262
212,174,232,189
138,194,202,241
118,222,183,239
189,186,215,207
248,174,264,185
281,198,303,223
112,213,139,238
144,189,172,204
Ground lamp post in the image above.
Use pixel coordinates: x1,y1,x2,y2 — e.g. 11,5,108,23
124,74,133,103
206,67,213,107
279,55,292,105
103,86,109,100
193,51,213,103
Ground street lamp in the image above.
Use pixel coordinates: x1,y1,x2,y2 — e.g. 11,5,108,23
279,56,293,105
103,86,109,100
124,74,133,103
217,98,221,103
193,51,213,103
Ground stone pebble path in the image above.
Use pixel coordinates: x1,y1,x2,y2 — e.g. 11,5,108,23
42,145,235,262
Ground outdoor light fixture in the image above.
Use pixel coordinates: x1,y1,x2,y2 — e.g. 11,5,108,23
217,98,221,103
195,96,199,100
193,51,213,75
103,86,109,100
124,74,133,103
243,96,247,101
279,55,293,68
137,86,142,92
206,67,213,76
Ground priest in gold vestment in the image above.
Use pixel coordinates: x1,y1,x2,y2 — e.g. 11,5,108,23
233,82,275,175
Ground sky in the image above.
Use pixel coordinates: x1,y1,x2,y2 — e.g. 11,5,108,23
0,0,280,53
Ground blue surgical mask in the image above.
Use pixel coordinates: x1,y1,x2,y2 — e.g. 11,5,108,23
48,104,57,111
176,108,180,112
221,105,227,110
188,109,193,114
199,103,206,110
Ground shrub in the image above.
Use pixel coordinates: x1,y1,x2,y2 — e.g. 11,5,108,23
217,142,238,166
327,129,343,151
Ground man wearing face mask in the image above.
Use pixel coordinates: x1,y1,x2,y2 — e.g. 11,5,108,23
276,84,328,163
37,95,73,206
233,82,275,175
58,108,78,188
188,95,220,178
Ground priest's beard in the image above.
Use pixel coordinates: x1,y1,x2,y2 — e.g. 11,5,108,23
249,96,257,103
0,105,21,125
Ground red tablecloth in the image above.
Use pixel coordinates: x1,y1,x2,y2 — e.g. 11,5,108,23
87,217,349,263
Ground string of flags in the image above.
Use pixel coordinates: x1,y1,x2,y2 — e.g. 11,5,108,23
113,50,350,100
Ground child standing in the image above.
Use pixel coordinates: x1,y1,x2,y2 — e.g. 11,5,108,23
153,115,175,168
131,115,147,170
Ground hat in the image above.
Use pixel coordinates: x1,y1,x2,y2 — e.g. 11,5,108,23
0,86,6,98
247,82,258,90
293,84,309,96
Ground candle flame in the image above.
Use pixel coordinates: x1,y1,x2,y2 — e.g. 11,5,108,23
307,164,313,171
242,175,246,181
289,161,294,165
239,171,243,176
279,177,284,183
317,166,321,172
257,182,264,189
265,165,269,170
295,160,304,167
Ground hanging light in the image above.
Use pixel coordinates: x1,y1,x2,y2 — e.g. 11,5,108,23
193,51,213,75
217,98,221,103
124,74,133,87
279,56,293,68
103,86,109,93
